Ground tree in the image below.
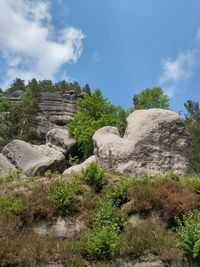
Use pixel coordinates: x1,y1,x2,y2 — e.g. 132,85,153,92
0,79,41,149
38,80,56,92
68,89,127,159
132,87,169,110
0,98,12,112
82,83,91,95
7,78,26,95
184,100,200,173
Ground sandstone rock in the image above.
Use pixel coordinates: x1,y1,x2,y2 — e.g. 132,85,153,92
2,140,66,176
49,115,72,125
63,155,96,175
33,144,66,172
0,154,16,175
46,128,77,155
93,109,191,175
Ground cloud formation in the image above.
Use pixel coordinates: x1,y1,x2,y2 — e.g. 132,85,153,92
159,30,200,97
0,0,84,89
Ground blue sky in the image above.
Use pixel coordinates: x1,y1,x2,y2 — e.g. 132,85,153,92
0,0,200,113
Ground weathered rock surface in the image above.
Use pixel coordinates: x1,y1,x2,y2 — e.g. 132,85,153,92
63,155,96,175
93,109,191,175
47,128,77,155
2,140,66,176
0,153,16,175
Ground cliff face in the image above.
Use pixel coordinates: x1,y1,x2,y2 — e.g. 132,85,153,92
0,90,83,134
37,91,82,134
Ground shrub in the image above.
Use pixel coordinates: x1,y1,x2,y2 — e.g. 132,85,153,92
0,234,84,266
120,220,183,264
0,170,21,184
48,178,83,211
157,185,198,223
108,179,130,207
176,212,200,258
21,185,57,223
82,162,107,192
83,199,125,260
128,180,198,224
84,225,120,260
0,195,25,217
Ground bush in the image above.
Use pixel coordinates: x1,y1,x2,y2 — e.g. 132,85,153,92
84,225,120,260
176,212,200,258
0,234,84,266
83,199,125,260
0,195,25,217
21,185,57,223
48,178,83,211
128,180,198,224
0,170,21,184
68,89,127,158
120,220,183,264
82,162,107,192
108,179,130,207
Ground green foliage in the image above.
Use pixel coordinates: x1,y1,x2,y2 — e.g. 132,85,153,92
132,87,169,110
7,78,25,95
0,170,21,184
108,179,129,207
68,89,127,158
68,154,80,167
184,100,200,173
120,221,182,263
48,178,83,210
176,212,200,258
83,199,125,260
81,162,107,192
0,98,12,112
0,195,25,217
83,225,120,260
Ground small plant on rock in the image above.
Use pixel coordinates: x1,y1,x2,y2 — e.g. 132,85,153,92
81,162,107,192
176,212,200,258
48,178,83,212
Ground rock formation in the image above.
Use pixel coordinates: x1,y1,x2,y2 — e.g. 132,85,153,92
63,155,96,175
0,90,83,135
0,129,76,177
93,109,191,175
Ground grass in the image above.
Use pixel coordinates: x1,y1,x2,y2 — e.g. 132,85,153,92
0,171,200,266
120,220,184,265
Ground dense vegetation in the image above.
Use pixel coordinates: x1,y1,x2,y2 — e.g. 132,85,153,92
1,166,200,266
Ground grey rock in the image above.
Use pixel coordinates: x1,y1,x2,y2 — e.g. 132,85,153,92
0,153,16,175
93,109,191,176
2,140,66,176
46,128,77,155
33,144,66,172
63,155,96,175
49,115,72,125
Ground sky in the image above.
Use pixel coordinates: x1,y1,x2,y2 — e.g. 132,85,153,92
0,0,200,113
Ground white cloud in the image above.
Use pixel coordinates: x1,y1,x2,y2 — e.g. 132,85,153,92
159,30,200,97
0,0,85,89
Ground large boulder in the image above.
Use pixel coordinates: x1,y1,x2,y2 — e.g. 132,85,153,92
63,155,96,175
46,128,77,155
2,140,66,176
93,109,191,175
0,154,16,175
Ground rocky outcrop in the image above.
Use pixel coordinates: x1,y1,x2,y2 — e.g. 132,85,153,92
37,91,81,134
0,128,77,176
0,90,82,135
63,155,96,175
93,109,191,176
0,153,16,175
2,140,66,176
46,128,77,155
